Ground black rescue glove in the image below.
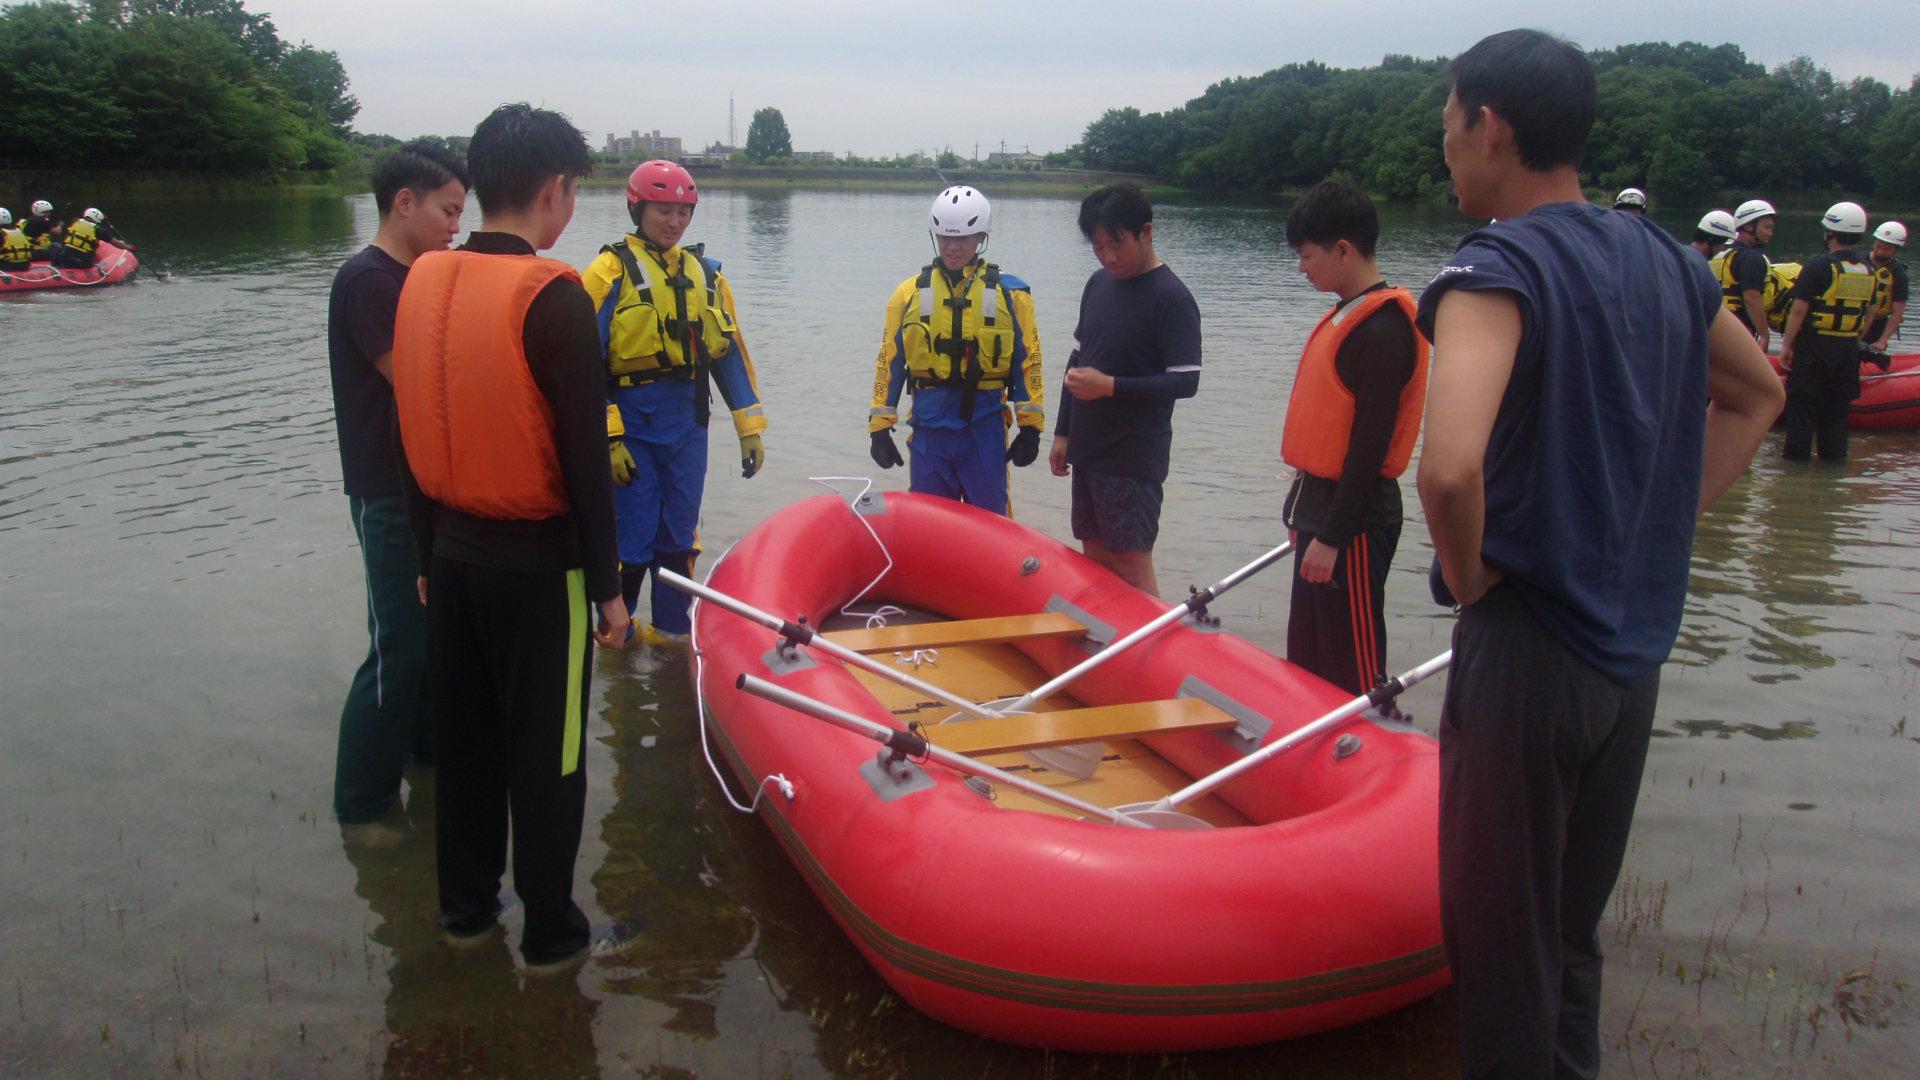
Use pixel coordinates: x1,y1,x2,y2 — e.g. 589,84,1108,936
869,428,905,469
1006,426,1040,467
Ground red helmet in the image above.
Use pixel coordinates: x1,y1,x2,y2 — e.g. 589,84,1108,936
626,160,697,206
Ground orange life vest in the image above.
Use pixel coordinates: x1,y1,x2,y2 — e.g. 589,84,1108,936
393,250,579,520
1280,287,1430,481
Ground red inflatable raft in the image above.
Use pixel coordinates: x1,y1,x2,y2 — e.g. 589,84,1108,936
691,492,1446,1051
0,241,140,295
1770,350,1920,430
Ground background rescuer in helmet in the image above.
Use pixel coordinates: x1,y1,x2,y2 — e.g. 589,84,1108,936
580,160,767,644
1864,220,1907,355
868,185,1045,515
21,199,60,259
1780,201,1878,463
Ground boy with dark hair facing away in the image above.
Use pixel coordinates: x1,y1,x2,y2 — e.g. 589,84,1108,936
1417,30,1781,1078
1049,182,1201,595
1279,179,1429,698
326,138,470,835
392,103,629,972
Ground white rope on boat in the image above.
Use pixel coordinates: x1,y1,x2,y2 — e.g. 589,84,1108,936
807,476,905,628
688,540,794,815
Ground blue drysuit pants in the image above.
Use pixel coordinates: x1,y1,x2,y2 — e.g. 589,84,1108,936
908,415,1008,515
613,425,706,635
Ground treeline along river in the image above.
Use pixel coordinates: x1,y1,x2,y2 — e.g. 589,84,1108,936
0,187,1913,1076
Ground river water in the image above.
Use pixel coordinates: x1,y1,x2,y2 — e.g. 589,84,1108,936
1,187,1913,1078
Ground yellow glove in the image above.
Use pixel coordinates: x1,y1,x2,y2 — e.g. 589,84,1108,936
739,434,764,479
610,440,636,485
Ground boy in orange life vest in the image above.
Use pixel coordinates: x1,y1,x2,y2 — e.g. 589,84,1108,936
1278,180,1430,698
392,103,629,972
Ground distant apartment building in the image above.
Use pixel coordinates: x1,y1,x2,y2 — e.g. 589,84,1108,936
791,150,842,164
604,129,684,159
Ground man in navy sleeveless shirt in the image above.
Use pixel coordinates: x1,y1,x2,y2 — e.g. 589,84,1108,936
1415,30,1783,1079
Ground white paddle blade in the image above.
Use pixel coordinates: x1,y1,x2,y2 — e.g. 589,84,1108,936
1112,803,1214,829
1023,741,1107,780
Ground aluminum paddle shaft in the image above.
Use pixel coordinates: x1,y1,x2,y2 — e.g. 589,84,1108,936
657,567,997,721
996,539,1294,716
1144,650,1453,813
736,674,1156,828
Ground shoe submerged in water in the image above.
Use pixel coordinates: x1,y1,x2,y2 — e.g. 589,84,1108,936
523,920,643,975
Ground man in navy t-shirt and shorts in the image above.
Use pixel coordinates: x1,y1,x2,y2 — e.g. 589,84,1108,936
325,140,469,835
1415,30,1783,1079
1049,183,1201,596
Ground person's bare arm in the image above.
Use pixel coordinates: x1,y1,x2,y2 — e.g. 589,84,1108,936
1872,300,1905,351
1699,307,1785,513
1741,288,1769,351
1781,299,1809,368
1416,289,1520,608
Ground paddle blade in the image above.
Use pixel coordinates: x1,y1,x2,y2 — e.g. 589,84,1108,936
1111,803,1213,830
1022,741,1106,780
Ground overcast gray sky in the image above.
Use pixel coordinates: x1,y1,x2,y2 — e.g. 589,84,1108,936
260,0,1920,156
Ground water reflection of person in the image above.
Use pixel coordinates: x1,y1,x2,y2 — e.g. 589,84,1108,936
1732,454,1872,670
341,772,602,1078
588,666,754,1038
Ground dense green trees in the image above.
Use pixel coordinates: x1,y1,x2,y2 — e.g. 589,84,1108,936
0,0,357,172
744,107,792,163
1068,43,1919,204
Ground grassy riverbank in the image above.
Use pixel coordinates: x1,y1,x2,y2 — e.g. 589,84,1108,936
1,167,361,207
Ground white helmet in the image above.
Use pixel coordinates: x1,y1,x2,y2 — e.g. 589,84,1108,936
1697,210,1738,242
0,209,12,227
1873,221,1906,247
82,207,104,225
31,199,52,216
1820,201,1867,236
1613,187,1647,209
929,186,991,237
1733,199,1776,228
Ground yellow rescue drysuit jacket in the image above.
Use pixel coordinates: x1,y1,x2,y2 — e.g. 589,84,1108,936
870,258,1043,433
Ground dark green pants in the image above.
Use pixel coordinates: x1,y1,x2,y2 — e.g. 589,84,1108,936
335,495,431,823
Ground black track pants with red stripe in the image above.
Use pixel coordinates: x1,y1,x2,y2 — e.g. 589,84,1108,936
1286,520,1400,696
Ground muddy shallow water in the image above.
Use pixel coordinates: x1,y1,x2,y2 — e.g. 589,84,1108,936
1,188,1912,1077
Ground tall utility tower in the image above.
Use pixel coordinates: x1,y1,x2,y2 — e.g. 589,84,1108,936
729,92,736,147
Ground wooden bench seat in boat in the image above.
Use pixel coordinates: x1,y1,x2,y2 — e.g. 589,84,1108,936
921,698,1236,757
821,612,1087,654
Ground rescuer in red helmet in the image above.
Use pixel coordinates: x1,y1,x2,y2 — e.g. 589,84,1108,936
580,160,768,643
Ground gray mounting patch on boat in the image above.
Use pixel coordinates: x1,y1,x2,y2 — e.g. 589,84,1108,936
1177,676,1274,754
860,748,936,801
1043,595,1116,653
844,489,888,517
762,643,817,677
1181,609,1227,634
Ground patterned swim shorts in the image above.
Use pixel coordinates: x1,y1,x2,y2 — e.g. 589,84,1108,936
1069,468,1163,553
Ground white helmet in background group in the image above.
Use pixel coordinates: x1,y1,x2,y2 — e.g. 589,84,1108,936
1613,187,1647,209
929,186,991,237
1820,201,1867,236
31,199,52,216
0,208,12,227
1697,210,1738,242
1873,221,1906,247
83,207,105,224
1733,199,1776,229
